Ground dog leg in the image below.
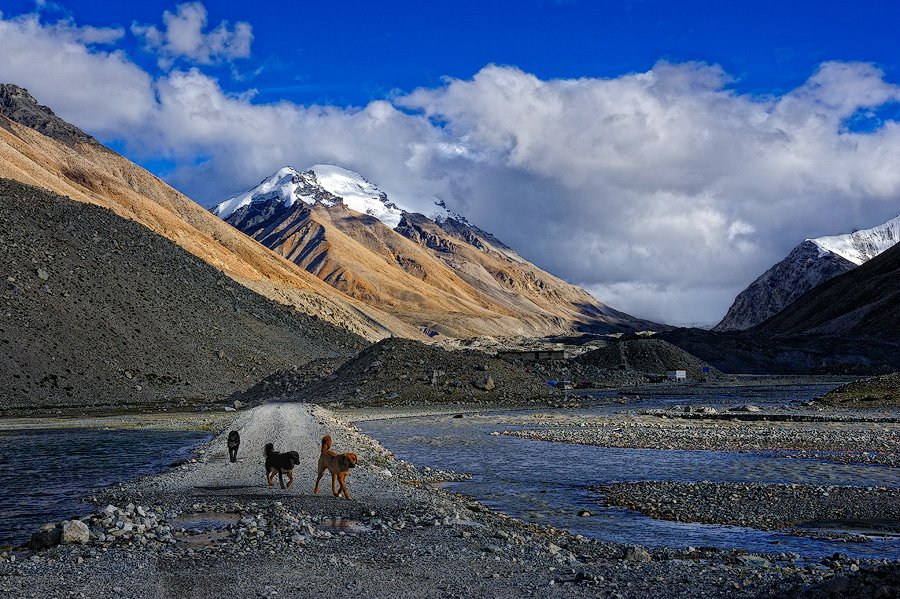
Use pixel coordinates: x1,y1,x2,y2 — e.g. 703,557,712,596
267,470,275,487
286,470,294,488
331,471,339,497
314,468,325,494
339,473,351,500
278,470,286,490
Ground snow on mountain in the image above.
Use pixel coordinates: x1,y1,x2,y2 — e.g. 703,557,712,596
714,212,900,331
212,167,325,219
309,164,404,228
429,199,471,226
213,165,412,228
809,214,900,265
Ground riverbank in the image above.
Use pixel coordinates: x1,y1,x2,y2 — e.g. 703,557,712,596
596,481,900,533
1,402,888,598
500,412,900,467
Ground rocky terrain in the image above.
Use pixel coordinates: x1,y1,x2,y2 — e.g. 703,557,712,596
0,179,365,413
596,481,900,532
817,373,900,408
1,404,888,598
501,411,900,466
280,338,555,407
574,338,716,379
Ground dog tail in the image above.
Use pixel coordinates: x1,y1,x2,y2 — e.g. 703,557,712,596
264,442,274,456
321,435,332,451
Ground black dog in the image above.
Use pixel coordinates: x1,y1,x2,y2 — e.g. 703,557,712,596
264,442,300,489
227,430,240,463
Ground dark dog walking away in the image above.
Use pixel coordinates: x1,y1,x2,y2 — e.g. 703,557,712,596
227,430,240,463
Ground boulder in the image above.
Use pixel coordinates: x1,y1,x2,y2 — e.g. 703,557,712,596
474,374,495,391
28,527,61,550
624,546,652,562
62,519,90,544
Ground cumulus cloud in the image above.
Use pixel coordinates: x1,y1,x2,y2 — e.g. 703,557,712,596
132,2,252,68
0,14,153,134
1,11,900,326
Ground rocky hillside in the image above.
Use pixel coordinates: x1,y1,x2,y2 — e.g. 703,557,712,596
0,179,365,413
817,373,900,408
755,241,900,338
281,338,553,407
213,165,658,337
715,214,900,331
0,84,420,341
713,241,856,331
575,338,716,379
662,242,900,375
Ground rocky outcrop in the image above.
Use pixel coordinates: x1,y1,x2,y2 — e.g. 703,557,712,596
0,84,95,147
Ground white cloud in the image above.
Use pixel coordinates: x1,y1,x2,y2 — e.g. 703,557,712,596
132,2,252,68
2,11,900,326
0,14,153,134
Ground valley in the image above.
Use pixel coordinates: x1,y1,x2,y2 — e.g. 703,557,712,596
0,70,898,599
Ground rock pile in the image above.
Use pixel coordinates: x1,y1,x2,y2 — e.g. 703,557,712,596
28,503,175,550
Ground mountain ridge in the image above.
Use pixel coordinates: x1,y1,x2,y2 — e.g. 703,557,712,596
714,213,900,331
214,165,660,337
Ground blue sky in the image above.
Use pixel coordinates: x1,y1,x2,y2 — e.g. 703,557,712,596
7,0,900,106
2,1,900,326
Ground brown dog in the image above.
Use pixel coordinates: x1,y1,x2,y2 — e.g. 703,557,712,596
313,435,357,499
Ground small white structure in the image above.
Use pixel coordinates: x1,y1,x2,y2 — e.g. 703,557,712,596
665,370,687,381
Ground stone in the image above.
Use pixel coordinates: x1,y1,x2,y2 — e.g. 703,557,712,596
36,268,49,281
624,546,652,562
474,374,495,391
62,520,90,544
233,400,244,409
28,527,62,550
577,510,592,517
737,555,770,569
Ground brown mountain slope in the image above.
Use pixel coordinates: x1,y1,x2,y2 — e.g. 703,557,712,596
0,179,365,413
0,84,420,341
217,168,659,337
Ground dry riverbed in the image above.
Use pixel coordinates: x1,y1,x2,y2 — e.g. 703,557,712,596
1,403,898,598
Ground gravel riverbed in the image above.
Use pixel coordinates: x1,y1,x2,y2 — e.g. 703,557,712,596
501,414,900,466
595,481,900,532
1,404,897,598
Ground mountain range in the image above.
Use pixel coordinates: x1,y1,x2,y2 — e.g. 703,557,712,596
714,214,900,331
211,165,656,337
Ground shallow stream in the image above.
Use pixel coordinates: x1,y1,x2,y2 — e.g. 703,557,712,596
0,428,211,547
358,385,900,560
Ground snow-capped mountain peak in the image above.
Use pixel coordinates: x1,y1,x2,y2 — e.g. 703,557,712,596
211,167,329,219
212,164,404,228
808,214,900,265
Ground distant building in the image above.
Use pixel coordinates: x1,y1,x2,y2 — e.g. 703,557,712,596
665,369,687,381
498,349,566,363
